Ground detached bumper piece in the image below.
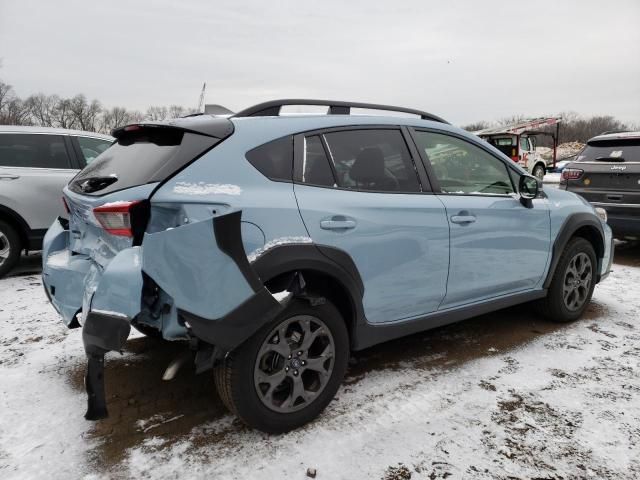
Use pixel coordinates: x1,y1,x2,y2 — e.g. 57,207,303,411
82,311,131,420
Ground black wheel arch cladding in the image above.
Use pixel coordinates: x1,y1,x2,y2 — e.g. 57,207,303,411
182,210,366,354
543,212,605,289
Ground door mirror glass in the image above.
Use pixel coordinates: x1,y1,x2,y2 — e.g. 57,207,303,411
519,174,539,200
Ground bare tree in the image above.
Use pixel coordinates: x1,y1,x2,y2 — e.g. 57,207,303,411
0,97,30,125
24,93,58,126
68,94,102,132
98,106,143,134
145,105,168,121
462,121,492,132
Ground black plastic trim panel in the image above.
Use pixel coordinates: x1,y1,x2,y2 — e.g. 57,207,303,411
181,288,282,352
543,212,605,288
353,289,546,351
213,211,263,292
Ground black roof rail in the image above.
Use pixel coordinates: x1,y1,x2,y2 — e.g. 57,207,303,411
232,99,449,124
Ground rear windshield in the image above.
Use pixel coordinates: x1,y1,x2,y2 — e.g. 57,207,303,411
576,138,640,163
69,128,220,195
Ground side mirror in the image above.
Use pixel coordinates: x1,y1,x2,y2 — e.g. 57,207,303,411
519,174,539,207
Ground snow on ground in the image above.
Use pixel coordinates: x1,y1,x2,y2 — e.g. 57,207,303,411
1,246,639,480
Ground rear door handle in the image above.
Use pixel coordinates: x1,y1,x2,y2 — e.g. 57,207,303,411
607,194,622,201
320,219,357,230
0,174,20,180
450,215,476,224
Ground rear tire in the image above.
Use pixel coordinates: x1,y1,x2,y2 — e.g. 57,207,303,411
214,298,349,433
0,220,21,279
537,237,596,322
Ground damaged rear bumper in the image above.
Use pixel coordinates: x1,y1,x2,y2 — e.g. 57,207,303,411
42,211,284,420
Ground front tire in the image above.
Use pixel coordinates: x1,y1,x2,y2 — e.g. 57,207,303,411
537,237,597,322
0,220,21,279
214,298,349,433
532,164,545,180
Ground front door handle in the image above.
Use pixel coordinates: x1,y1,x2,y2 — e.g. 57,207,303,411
320,218,357,230
0,174,20,180
450,214,476,224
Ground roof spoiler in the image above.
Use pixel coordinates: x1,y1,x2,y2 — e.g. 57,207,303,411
111,115,234,139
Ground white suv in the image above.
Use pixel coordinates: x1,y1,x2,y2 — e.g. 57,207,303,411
0,126,112,277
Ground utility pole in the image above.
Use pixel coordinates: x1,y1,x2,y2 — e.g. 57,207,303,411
197,83,206,113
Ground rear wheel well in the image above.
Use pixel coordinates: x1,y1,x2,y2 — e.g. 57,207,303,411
264,269,356,345
572,225,604,259
0,210,26,251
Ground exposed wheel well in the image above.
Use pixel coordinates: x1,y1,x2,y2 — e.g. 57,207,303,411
0,208,27,251
264,269,356,345
572,225,604,259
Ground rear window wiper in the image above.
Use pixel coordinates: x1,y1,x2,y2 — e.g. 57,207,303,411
73,176,118,193
595,156,625,162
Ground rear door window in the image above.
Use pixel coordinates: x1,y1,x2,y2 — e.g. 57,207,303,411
318,129,421,193
76,136,113,165
301,135,335,187
0,133,72,169
69,128,220,196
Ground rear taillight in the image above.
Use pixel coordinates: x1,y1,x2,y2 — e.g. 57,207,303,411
93,201,142,237
562,168,584,181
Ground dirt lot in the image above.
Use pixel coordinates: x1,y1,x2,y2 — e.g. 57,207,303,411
1,244,639,479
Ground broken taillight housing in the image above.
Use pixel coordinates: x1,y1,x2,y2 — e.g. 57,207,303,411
561,168,584,181
93,200,149,242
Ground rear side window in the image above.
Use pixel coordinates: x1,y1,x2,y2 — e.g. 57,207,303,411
70,128,219,196
320,129,421,193
576,138,640,162
246,136,293,182
76,136,112,165
0,133,72,169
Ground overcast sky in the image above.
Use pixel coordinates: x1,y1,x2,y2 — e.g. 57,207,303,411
1,0,638,125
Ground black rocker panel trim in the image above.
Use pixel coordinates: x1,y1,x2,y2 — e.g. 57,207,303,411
543,212,605,289
353,289,547,351
212,210,263,293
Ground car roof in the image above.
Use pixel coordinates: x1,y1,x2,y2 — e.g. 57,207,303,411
588,131,640,143
0,125,113,140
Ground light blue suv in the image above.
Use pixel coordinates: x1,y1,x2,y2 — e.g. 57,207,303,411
41,100,613,432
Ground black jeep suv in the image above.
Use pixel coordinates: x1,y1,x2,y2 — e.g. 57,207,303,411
562,132,640,239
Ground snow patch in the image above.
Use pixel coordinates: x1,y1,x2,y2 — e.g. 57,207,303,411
247,236,313,263
172,182,242,196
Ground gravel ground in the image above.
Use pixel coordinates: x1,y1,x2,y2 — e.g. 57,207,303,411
0,244,639,479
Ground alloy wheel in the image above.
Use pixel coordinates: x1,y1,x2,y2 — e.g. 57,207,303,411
253,314,335,413
0,231,10,267
563,252,592,311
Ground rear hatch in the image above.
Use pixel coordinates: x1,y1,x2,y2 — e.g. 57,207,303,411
564,135,640,208
64,118,232,262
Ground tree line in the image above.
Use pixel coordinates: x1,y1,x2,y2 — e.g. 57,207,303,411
1,77,636,141
0,78,196,134
463,113,637,145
